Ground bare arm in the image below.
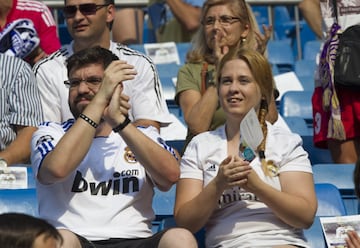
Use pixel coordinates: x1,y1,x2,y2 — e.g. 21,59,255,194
179,86,218,135
0,126,37,165
166,0,202,32
299,0,323,39
116,120,179,191
244,170,317,228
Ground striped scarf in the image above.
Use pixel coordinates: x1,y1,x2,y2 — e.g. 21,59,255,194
318,23,346,140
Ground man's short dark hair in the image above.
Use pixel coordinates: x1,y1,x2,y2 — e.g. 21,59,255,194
66,46,119,74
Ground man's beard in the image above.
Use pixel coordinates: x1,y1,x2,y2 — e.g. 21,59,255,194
69,94,94,119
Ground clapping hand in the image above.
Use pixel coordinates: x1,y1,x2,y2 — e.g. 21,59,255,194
215,155,252,190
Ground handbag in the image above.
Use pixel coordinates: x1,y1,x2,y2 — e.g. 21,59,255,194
334,25,360,87
332,0,360,88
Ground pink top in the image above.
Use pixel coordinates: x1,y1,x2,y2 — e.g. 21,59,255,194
1,0,61,54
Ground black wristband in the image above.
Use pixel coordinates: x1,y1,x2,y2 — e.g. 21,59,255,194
79,113,98,128
113,116,131,132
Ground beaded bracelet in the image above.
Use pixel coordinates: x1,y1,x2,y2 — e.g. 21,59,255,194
79,113,98,128
113,116,131,132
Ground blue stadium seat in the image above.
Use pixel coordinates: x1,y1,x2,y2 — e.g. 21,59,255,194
273,6,303,40
176,42,191,65
303,40,322,61
301,135,333,165
58,23,72,45
297,75,314,91
279,90,313,125
294,59,316,91
0,188,38,216
251,6,269,27
152,185,176,217
294,59,316,78
267,40,295,73
283,116,311,136
312,163,358,215
156,63,181,101
315,183,347,216
304,183,347,248
152,185,176,233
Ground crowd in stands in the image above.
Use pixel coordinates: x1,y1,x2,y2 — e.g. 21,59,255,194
1,0,360,247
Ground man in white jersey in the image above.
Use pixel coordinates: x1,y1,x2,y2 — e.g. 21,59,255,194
31,46,197,248
33,0,170,132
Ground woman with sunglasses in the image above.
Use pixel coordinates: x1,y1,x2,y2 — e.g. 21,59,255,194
175,0,280,152
174,48,317,248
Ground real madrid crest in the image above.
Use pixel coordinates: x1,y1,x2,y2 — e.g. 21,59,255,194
124,147,137,163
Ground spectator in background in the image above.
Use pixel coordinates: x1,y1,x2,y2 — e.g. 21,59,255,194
112,0,203,44
0,53,43,167
112,8,144,44
0,18,46,66
175,0,277,151
0,0,61,55
31,46,197,247
33,0,170,132
148,0,204,42
0,213,63,248
300,0,360,163
174,48,317,248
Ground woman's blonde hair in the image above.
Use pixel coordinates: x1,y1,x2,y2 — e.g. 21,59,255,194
187,0,260,64
217,48,276,176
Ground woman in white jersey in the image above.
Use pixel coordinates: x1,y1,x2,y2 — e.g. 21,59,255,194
174,48,317,248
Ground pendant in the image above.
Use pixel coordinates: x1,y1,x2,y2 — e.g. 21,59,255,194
239,142,255,162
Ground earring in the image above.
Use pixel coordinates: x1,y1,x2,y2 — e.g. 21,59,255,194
241,37,246,43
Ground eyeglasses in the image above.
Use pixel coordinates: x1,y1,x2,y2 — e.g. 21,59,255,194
64,77,103,88
203,15,240,27
63,3,109,18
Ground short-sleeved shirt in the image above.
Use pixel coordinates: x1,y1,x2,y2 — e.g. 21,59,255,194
320,0,360,35
180,124,312,248
31,121,174,240
175,62,225,145
0,54,43,150
33,41,171,126
1,0,61,54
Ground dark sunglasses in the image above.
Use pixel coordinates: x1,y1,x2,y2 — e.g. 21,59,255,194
63,3,109,18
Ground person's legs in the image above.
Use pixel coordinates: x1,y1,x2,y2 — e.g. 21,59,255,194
112,8,144,45
158,227,198,248
58,229,82,248
328,139,360,163
329,87,360,164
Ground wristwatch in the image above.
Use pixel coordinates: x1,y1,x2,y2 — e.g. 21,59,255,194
0,158,8,168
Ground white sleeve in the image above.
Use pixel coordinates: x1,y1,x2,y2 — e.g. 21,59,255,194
33,53,73,122
30,122,65,177
125,56,171,126
179,137,204,180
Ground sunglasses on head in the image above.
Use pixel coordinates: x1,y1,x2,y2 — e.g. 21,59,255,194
63,3,109,18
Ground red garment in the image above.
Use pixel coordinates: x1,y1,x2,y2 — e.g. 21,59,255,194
1,0,61,54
